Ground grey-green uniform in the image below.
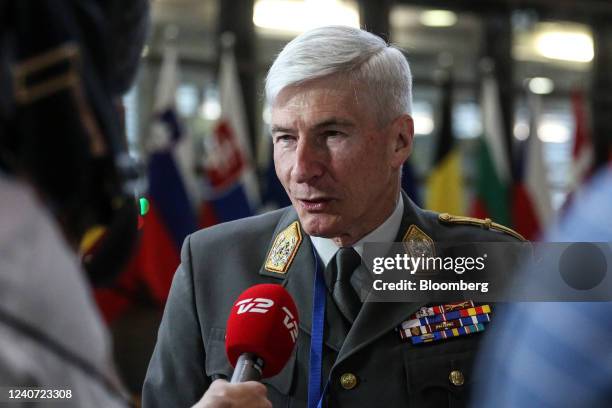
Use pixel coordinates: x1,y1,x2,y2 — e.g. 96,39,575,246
142,193,524,408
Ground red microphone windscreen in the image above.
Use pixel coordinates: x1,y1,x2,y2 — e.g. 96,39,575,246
225,284,299,378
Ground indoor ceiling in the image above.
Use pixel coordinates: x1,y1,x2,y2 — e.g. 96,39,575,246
147,0,601,95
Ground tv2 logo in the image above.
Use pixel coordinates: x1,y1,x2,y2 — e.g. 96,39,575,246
235,298,274,314
282,306,298,343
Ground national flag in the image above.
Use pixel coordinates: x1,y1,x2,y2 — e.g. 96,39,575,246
198,33,260,225
471,73,512,226
139,45,198,302
569,89,594,188
561,88,595,213
425,73,464,214
512,92,553,239
95,46,198,321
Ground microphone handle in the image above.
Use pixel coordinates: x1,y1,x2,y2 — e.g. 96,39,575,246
230,353,264,383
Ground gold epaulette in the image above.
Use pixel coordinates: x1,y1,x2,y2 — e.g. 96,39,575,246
438,213,527,242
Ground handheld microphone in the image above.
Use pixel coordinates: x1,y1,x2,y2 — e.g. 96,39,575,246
225,284,299,383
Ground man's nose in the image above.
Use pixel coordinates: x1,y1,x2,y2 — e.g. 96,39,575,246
292,138,325,183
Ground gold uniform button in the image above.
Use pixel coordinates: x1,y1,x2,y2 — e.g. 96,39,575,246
340,373,358,390
449,370,465,386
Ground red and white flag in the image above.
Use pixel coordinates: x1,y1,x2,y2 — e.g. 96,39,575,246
512,93,553,240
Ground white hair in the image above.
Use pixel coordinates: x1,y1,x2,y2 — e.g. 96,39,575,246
265,25,413,123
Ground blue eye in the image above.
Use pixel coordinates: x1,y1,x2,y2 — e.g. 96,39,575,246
274,134,296,143
323,130,344,138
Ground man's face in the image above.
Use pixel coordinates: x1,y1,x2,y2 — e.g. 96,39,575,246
271,75,412,246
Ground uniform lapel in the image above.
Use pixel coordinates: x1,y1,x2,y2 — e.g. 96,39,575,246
334,193,430,365
259,207,344,351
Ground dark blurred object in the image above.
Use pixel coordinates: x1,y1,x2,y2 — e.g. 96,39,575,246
111,305,164,395
0,1,150,405
0,0,148,282
83,199,140,287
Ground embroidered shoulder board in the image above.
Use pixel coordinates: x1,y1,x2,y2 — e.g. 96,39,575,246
438,213,526,242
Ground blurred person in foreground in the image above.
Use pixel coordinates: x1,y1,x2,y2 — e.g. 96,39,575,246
473,166,612,408
143,25,524,408
0,1,269,407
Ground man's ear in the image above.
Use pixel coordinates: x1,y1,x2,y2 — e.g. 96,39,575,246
390,114,414,168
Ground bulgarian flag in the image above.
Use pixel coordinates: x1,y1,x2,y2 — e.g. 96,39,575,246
471,73,512,226
426,72,464,215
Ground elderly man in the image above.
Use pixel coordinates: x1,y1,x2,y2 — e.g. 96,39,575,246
143,26,522,408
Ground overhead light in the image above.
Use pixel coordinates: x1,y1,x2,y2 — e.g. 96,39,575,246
176,85,199,117
412,102,434,136
535,25,594,63
200,100,221,121
514,22,594,66
262,104,272,124
419,10,457,27
414,115,434,135
253,0,359,35
538,121,570,143
513,122,529,141
528,77,555,95
455,103,481,139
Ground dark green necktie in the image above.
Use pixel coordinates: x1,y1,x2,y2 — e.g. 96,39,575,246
331,247,362,323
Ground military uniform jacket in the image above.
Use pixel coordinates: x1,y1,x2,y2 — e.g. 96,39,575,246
142,193,522,408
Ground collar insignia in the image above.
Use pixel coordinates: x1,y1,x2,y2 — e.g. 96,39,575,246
265,221,302,274
402,224,435,258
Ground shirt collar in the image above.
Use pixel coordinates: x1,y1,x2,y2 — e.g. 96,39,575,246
310,196,404,266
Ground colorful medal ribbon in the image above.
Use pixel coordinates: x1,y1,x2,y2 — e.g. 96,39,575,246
398,301,492,345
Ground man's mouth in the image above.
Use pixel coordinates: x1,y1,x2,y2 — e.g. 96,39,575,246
296,198,334,212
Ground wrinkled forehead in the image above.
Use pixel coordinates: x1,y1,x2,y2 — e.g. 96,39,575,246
271,76,376,123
